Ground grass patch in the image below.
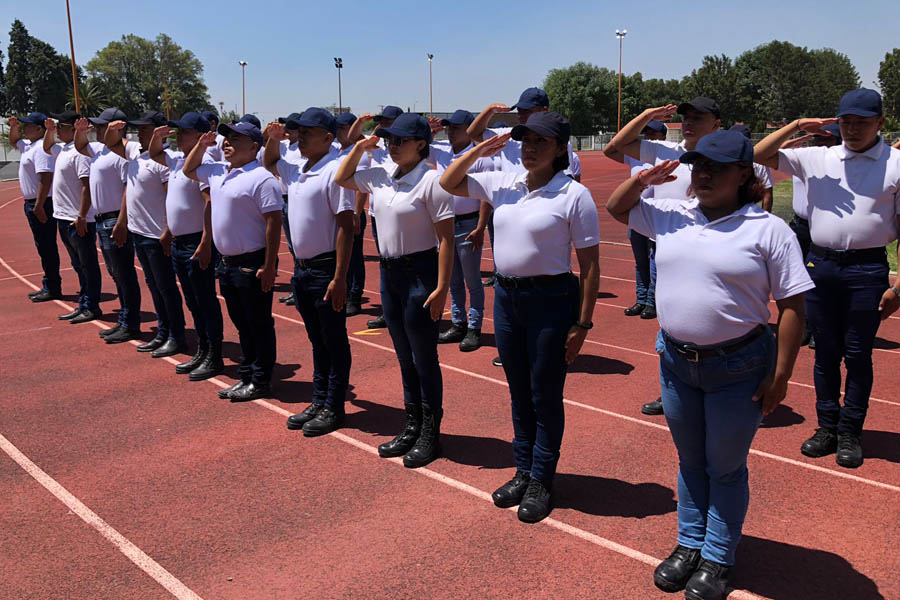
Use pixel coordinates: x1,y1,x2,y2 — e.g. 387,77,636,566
770,180,898,273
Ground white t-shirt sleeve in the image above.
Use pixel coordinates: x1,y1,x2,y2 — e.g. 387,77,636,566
569,152,582,177
75,153,92,179
329,174,355,215
154,161,169,185
755,164,774,189
256,175,284,214
776,148,805,180
426,176,456,223
568,188,600,248
34,147,56,174
275,159,298,183
352,167,382,194
15,139,27,152
639,140,662,165
765,219,816,300
194,162,223,186
163,148,181,171
466,171,507,206
627,198,675,239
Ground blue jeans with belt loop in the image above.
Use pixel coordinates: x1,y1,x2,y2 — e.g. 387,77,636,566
657,328,775,566
628,228,656,307
23,197,61,295
493,274,579,487
171,232,223,345
133,233,186,343
448,213,485,329
96,215,141,330
379,249,442,411
58,219,101,312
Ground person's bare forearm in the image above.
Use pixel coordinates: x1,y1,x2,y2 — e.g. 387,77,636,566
774,298,805,381
334,212,354,279
42,125,55,153
475,201,491,232
436,224,454,290
200,191,212,245
603,109,655,160
606,174,645,222
183,140,207,181
755,120,802,166
37,174,52,203
263,212,282,270
762,189,773,213
579,259,600,324
78,180,91,218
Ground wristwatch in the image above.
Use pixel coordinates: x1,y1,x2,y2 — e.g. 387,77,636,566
575,320,594,331
890,285,900,298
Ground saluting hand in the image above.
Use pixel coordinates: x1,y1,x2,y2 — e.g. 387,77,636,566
878,287,900,320
7,116,19,129
638,160,679,187
356,135,381,152
107,120,127,133
427,117,444,134
797,118,839,136
486,103,512,114
197,131,217,148
74,117,92,133
153,125,174,140
473,133,511,158
266,122,286,141
44,118,57,133
646,104,678,121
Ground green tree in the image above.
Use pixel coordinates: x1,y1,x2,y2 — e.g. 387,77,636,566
681,54,744,125
4,19,76,114
878,49,900,120
0,47,6,114
71,78,108,116
641,77,683,110
5,20,32,114
85,33,212,117
542,61,618,134
807,48,860,116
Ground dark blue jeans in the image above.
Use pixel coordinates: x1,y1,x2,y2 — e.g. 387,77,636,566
281,195,295,260
23,198,61,295
628,228,656,307
133,233,186,342
96,215,141,329
171,232,223,345
292,261,352,410
217,250,276,385
370,215,379,250
657,328,775,566
347,212,367,303
493,274,579,486
58,219,101,312
788,216,811,261
380,249,442,411
448,214,485,329
805,251,889,436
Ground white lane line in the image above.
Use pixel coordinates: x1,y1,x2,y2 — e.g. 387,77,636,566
0,326,51,336
0,433,203,600
0,195,24,210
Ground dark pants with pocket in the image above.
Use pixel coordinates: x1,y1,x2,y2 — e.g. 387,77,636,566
134,233,186,342
217,249,276,385
23,197,61,295
96,213,141,330
347,212,367,304
172,232,223,345
292,255,351,410
281,195,295,260
58,219,101,312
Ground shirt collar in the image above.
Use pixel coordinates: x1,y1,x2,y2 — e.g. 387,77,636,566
229,159,260,174
512,170,573,195
392,159,431,187
682,197,768,223
299,146,339,175
834,138,885,161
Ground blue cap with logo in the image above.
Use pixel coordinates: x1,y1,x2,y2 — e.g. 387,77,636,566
237,113,262,129
336,112,357,127
286,107,337,136
218,121,263,146
512,87,550,111
88,107,128,125
168,112,211,133
374,105,403,123
836,88,882,118
680,130,753,165
510,111,571,142
441,109,475,127
17,112,49,125
643,120,668,135
375,113,433,144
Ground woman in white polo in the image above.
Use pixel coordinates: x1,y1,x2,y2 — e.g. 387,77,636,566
607,130,812,600
440,111,600,524
335,113,455,469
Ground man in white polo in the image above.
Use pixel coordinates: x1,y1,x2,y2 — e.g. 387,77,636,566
264,109,355,436
755,88,900,469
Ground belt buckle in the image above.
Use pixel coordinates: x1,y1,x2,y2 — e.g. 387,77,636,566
680,346,700,363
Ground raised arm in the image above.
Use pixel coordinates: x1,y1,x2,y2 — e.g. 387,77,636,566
347,113,375,145
606,160,679,224
892,139,900,150
754,118,838,169
184,131,217,182
7,116,20,148
103,121,129,159
334,136,380,191
263,122,285,173
42,118,57,153
439,134,511,197
148,126,172,167
466,103,511,143
602,105,677,163
74,118,92,155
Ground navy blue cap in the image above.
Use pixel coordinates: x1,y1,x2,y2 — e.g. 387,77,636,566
837,88,882,118
168,111,210,133
237,113,261,129
278,112,302,124
679,130,753,165
510,111,571,142
512,87,550,111
88,108,128,125
286,107,337,136
336,112,357,127
50,110,81,124
374,105,403,123
128,110,167,127
441,109,475,127
728,124,752,139
18,112,49,125
677,97,721,119
218,121,263,146
643,120,668,135
374,113,433,144
201,110,219,123
821,122,842,140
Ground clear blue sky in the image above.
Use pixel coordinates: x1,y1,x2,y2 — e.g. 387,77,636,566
2,0,896,124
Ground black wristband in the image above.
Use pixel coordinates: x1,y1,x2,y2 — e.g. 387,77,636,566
575,320,593,331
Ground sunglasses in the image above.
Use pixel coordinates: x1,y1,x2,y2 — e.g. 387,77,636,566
386,135,416,147
688,159,747,175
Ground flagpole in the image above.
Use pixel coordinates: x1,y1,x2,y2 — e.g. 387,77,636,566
65,0,81,113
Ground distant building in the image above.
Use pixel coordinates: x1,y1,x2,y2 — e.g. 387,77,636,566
322,105,353,116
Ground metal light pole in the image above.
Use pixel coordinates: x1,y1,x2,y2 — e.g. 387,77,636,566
334,57,343,114
426,53,434,116
615,29,627,131
239,61,247,114
65,0,81,113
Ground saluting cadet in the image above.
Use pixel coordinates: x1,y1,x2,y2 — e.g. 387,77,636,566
105,112,186,359
264,109,355,436
8,113,61,302
607,131,812,600
431,109,488,352
336,113,455,469
148,112,225,381
755,88,900,469
728,125,774,211
41,112,101,323
74,109,143,344
184,121,283,402
441,112,601,524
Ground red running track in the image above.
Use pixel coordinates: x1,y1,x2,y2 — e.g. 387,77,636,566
0,153,897,599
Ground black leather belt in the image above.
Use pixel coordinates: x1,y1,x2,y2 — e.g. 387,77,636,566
455,211,479,221
496,272,571,289
791,215,809,226
95,210,120,222
379,247,436,269
295,251,336,269
809,243,886,265
222,248,266,267
663,325,765,363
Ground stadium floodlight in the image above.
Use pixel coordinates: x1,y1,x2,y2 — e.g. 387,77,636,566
615,30,627,130
427,54,434,116
334,58,343,114
239,61,248,114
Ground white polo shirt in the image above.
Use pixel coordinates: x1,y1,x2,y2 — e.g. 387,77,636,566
778,141,900,250
125,149,170,239
754,164,774,189
353,159,454,258
205,134,225,163
276,141,302,196
195,160,283,256
629,197,815,346
277,147,355,259
639,139,693,200
367,140,395,217
791,176,808,219
430,142,496,215
17,139,56,200
164,149,211,237
467,170,600,277
484,127,579,177
86,141,140,215
50,142,93,222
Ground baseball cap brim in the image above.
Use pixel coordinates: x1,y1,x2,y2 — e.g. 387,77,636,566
836,108,881,118
511,100,541,111
679,150,747,164
510,123,562,141
374,125,428,141
285,116,335,135
677,102,720,117
217,122,262,144
87,117,110,125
